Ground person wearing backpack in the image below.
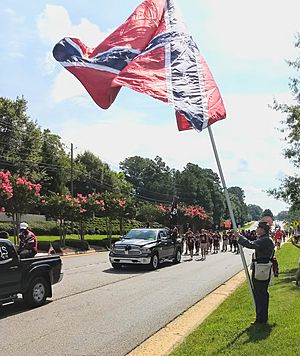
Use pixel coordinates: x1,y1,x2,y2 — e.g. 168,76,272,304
234,221,275,325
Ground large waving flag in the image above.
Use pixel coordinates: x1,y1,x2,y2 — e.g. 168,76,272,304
53,0,226,132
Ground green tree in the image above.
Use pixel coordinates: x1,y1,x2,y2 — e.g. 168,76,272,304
175,164,225,225
0,97,43,180
41,193,74,245
247,204,263,221
136,203,163,226
276,210,289,221
0,97,71,191
261,209,274,220
227,187,248,225
0,170,42,242
269,34,300,210
39,129,70,194
102,191,136,246
74,150,115,195
120,155,174,202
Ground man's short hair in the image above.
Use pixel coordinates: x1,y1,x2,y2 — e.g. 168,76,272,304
258,221,270,232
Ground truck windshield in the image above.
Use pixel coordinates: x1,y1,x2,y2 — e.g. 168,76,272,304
124,230,157,241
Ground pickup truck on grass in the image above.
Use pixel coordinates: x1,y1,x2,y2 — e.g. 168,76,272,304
109,228,182,270
0,238,63,308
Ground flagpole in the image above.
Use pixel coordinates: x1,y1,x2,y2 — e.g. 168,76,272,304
207,126,255,306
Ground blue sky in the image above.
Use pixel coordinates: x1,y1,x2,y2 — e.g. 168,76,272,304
0,0,299,215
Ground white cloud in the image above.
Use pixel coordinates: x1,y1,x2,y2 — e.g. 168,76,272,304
3,7,25,23
37,5,108,46
8,51,24,59
51,70,89,102
244,186,289,215
37,4,111,100
197,0,299,62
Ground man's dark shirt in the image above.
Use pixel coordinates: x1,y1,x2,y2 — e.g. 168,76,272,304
238,233,274,263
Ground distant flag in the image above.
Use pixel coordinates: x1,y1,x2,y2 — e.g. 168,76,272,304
170,199,178,227
53,0,226,132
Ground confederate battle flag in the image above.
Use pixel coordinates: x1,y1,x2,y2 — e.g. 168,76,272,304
53,0,226,132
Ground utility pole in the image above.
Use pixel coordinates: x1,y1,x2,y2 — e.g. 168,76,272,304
70,143,74,198
70,143,74,233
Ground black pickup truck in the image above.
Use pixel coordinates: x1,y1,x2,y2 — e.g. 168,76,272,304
109,228,182,270
0,238,63,308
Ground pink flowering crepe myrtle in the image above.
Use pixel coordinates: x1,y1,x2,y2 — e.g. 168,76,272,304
158,203,210,223
0,171,13,208
0,170,42,214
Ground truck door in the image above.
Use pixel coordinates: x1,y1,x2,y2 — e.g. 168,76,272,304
0,240,21,295
160,230,174,258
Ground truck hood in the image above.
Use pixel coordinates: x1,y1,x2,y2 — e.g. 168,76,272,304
114,239,157,248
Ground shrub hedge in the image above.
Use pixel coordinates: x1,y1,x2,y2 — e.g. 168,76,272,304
88,237,120,249
0,218,144,236
65,239,90,250
38,240,62,253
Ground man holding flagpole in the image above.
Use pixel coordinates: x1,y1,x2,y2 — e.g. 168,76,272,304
235,221,275,324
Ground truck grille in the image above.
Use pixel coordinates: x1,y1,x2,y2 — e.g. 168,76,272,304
114,246,142,256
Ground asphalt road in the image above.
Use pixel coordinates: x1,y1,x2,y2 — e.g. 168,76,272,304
1,246,253,356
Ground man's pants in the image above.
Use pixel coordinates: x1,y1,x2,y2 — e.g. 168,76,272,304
253,278,269,322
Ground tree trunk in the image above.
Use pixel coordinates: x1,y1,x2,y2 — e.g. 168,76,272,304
119,216,124,237
79,220,85,240
12,213,17,245
59,219,65,247
108,217,112,249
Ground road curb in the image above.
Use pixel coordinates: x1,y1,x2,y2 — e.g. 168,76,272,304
127,270,246,356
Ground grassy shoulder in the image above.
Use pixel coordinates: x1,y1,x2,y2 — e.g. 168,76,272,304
35,234,119,242
170,242,300,356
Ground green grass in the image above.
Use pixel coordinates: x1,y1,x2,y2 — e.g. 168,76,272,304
242,221,255,230
35,234,119,242
170,242,300,356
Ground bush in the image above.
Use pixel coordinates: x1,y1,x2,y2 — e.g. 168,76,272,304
0,218,145,236
37,240,62,253
65,239,90,250
0,222,14,235
0,221,59,236
88,238,120,249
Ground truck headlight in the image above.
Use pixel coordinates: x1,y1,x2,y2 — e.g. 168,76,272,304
141,247,151,254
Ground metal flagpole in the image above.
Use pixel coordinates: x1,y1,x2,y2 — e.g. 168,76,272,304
208,126,255,306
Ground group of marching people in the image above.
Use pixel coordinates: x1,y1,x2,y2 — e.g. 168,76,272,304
180,227,258,260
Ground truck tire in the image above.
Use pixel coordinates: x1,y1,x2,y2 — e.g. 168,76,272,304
149,253,159,270
23,277,49,308
173,248,182,264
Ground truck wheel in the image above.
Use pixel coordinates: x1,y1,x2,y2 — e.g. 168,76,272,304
173,249,182,264
23,277,49,308
149,253,159,270
112,263,122,269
